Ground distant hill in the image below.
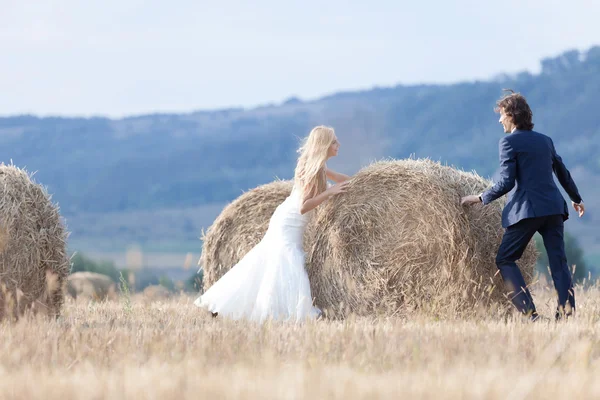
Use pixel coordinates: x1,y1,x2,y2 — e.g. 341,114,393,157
1,46,599,263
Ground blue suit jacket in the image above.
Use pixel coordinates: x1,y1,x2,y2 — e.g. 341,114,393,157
481,130,582,228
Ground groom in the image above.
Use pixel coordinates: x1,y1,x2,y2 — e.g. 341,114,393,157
461,90,585,321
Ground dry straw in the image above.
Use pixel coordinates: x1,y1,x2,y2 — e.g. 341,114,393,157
0,164,70,319
306,159,537,318
200,159,538,319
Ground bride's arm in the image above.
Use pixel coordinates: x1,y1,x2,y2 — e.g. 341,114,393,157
300,191,333,215
325,167,351,183
300,182,349,215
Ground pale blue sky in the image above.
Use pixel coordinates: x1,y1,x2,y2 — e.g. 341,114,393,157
2,0,599,117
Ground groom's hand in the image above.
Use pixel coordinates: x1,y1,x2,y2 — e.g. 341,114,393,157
461,194,482,206
572,201,585,217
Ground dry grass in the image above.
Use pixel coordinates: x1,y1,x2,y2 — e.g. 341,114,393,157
1,281,600,399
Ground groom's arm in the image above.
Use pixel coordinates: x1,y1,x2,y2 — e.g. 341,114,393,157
481,137,517,205
550,139,583,204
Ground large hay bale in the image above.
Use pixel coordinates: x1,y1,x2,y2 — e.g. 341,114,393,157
66,272,117,301
0,165,70,319
306,159,538,318
200,180,294,289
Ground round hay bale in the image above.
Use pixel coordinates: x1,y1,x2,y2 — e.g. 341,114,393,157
66,272,117,301
142,284,172,300
306,159,538,318
0,164,70,319
200,180,294,290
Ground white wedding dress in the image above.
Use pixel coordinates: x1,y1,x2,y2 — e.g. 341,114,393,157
194,185,321,323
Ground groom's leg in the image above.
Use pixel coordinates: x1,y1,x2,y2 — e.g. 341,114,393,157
538,215,575,319
496,218,540,317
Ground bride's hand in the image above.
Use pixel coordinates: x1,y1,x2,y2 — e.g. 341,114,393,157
328,181,350,196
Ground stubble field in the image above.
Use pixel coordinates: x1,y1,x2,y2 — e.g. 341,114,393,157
1,283,600,399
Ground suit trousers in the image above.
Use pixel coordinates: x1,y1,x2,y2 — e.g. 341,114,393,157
496,214,575,318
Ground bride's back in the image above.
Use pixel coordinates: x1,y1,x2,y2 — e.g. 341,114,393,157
267,186,309,245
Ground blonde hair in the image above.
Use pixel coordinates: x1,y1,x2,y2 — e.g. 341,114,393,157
294,125,336,199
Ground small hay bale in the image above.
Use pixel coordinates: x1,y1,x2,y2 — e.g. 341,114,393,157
0,164,70,319
200,180,294,290
306,159,538,318
142,284,172,300
66,271,117,301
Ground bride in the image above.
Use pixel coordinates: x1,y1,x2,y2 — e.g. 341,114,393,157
194,125,351,322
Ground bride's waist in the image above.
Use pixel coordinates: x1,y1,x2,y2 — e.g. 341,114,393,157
264,228,305,248
267,220,306,232
266,218,305,237
271,209,306,223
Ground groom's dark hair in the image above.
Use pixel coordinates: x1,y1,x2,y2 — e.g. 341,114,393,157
494,89,534,131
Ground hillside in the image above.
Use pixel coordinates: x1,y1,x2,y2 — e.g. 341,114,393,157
1,47,598,263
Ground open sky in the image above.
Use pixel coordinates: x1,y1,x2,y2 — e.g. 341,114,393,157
2,0,599,117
